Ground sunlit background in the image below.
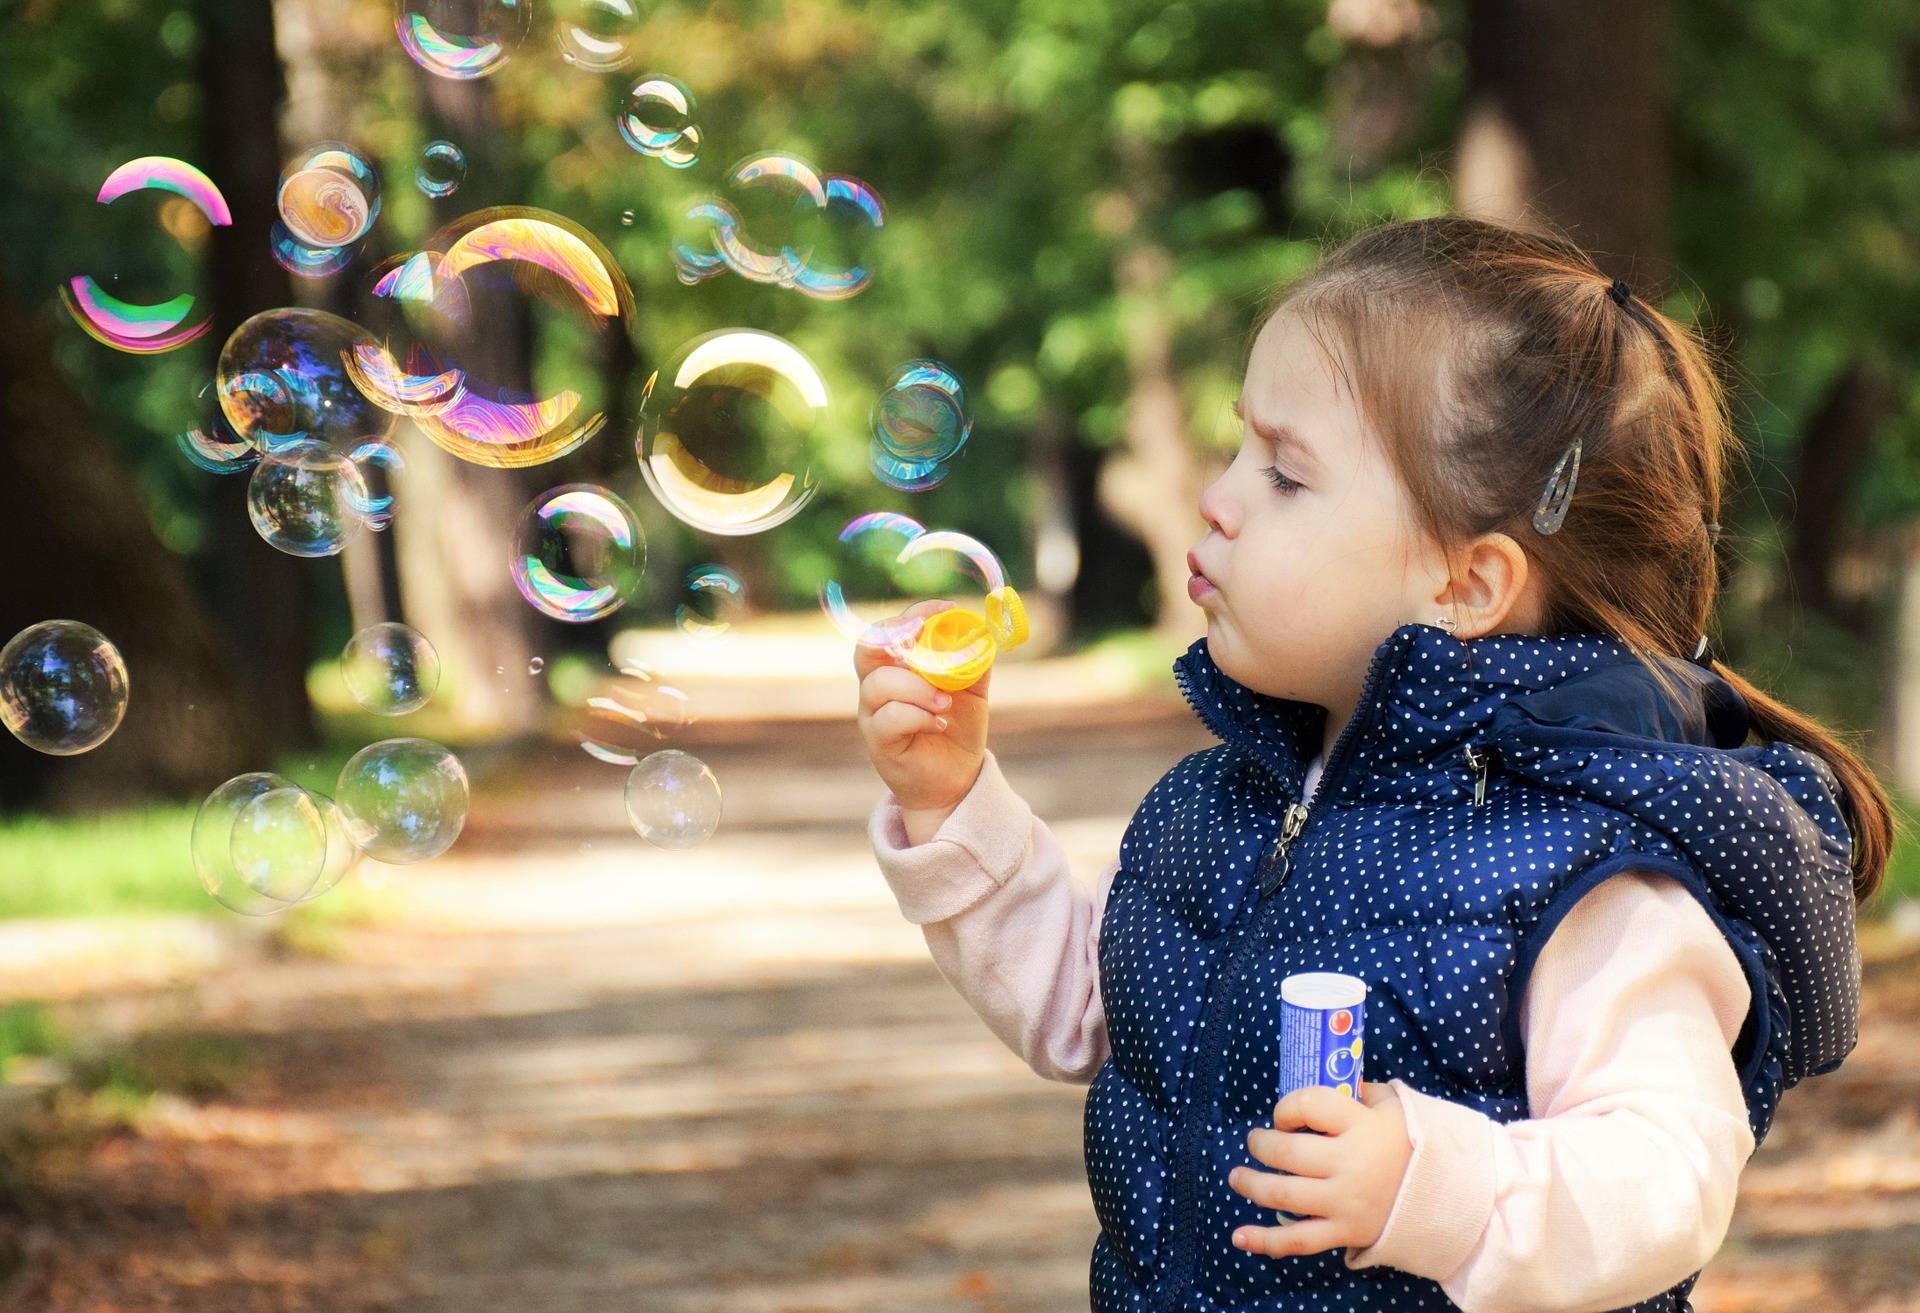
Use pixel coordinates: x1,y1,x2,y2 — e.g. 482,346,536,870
1,0,1918,1308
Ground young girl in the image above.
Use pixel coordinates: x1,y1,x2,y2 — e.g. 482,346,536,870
855,215,1889,1313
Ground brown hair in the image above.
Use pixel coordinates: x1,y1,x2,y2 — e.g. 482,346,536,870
1267,214,1895,905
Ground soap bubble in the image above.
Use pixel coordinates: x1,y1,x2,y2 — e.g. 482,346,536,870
675,565,744,638
624,749,721,847
177,385,258,475
874,361,971,465
528,656,546,675
396,0,530,80
61,157,231,354
510,484,646,622
270,220,358,280
789,174,886,301
636,329,825,535
819,513,1015,685
576,659,689,764
346,439,406,530
247,439,370,558
277,142,381,249
670,157,884,298
618,76,700,167
416,140,467,198
557,0,642,71
1,621,130,756
218,307,397,454
228,786,328,907
341,623,440,715
347,208,633,469
194,773,314,915
335,737,469,864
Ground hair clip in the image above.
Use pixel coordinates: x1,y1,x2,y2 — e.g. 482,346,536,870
1704,520,1721,545
1532,438,1582,535
1691,633,1712,666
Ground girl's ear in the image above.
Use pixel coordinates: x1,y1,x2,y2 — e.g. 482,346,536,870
1437,532,1540,638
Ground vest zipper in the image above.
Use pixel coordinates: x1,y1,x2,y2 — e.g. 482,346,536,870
1154,647,1401,1313
1257,802,1309,896
1464,742,1499,806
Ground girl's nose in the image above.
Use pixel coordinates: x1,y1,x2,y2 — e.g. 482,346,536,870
1199,475,1235,537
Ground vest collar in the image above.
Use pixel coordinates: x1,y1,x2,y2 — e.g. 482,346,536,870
1172,622,1752,803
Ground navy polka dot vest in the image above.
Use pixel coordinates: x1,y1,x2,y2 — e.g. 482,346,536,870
1087,623,1860,1313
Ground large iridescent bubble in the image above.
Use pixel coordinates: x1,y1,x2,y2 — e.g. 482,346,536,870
217,307,396,455
347,208,633,469
61,157,231,354
336,737,470,864
0,621,130,756
510,484,646,623
247,439,370,558
396,0,530,80
636,328,824,535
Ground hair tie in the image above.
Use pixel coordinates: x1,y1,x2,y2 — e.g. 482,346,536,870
1608,278,1632,307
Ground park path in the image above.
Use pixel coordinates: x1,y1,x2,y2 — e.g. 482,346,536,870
3,700,1918,1311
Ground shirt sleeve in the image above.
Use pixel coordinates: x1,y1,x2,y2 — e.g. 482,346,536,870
1342,870,1757,1313
868,748,1113,1084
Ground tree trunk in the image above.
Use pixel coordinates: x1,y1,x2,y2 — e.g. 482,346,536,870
195,0,319,751
1457,0,1671,279
0,276,262,812
1099,238,1211,647
1784,357,1897,633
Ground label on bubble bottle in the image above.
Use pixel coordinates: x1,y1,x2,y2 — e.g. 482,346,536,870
1270,972,1367,1223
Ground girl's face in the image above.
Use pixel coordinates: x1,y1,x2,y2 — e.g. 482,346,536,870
1188,308,1455,723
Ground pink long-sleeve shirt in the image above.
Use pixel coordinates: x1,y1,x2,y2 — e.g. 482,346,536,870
869,749,1758,1313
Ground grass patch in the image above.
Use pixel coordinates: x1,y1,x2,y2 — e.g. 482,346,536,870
0,735,391,923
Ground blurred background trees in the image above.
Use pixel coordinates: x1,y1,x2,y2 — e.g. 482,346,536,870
1,0,1916,811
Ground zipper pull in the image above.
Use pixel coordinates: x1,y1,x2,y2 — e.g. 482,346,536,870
1258,803,1310,896
1463,743,1497,806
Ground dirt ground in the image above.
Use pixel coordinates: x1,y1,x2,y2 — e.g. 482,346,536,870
2,705,1917,1312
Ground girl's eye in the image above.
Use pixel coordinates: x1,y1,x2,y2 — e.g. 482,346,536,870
1261,465,1302,495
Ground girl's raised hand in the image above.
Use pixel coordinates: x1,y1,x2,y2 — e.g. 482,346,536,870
854,599,992,822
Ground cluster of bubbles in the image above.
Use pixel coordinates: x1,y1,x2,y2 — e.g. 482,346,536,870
673,154,885,301
1,621,130,756
274,143,382,279
50,22,1002,869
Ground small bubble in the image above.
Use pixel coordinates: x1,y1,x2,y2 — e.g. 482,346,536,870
529,656,546,675
620,209,636,226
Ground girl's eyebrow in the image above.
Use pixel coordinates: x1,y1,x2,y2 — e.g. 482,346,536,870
1230,397,1320,474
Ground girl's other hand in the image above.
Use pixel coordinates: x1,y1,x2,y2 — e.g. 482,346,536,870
855,599,991,837
1226,1080,1412,1258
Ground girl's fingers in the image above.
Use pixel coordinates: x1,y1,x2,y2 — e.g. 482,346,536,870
1245,1127,1339,1178
1272,1086,1365,1137
868,700,947,747
860,665,954,717
1227,1166,1333,1217
1233,1218,1346,1259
